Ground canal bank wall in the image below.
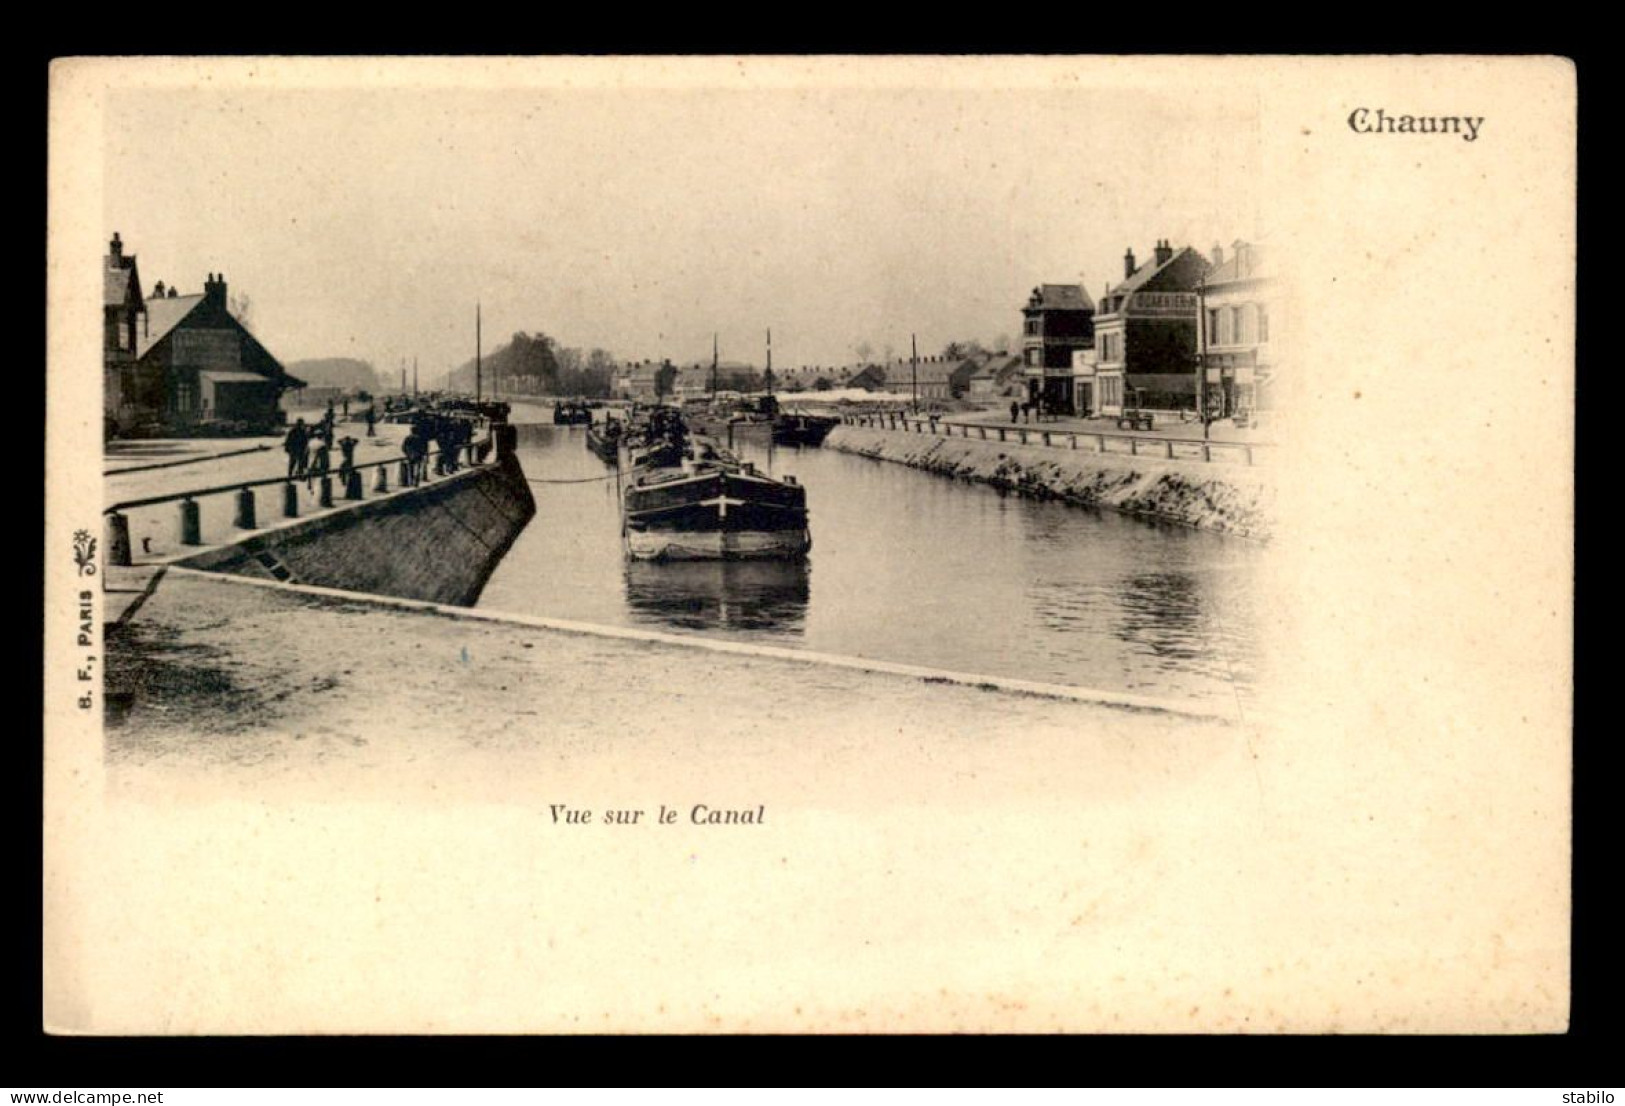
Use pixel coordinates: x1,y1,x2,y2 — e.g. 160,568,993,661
823,425,1273,539
175,453,537,607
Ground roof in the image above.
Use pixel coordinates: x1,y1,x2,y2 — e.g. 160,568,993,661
970,354,1022,379
1025,284,1094,312
618,363,666,382
105,266,134,308
876,358,963,385
135,294,205,359
1204,242,1269,285
1106,246,1207,298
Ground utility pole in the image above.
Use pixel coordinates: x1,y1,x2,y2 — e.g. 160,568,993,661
475,302,483,402
413,356,418,399
765,328,774,398
400,358,406,394
1195,274,1209,433
911,333,919,413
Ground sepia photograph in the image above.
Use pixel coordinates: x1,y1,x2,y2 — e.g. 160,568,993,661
44,56,1574,1035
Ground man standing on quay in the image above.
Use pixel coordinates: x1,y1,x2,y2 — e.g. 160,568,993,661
284,418,310,479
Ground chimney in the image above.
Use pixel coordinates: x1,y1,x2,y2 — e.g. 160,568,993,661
1123,248,1136,279
109,232,123,264
1211,243,1224,267
204,271,227,308
1154,239,1173,267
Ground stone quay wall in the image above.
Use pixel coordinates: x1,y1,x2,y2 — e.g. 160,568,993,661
823,424,1272,539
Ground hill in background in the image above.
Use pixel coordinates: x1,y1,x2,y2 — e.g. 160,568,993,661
285,357,386,393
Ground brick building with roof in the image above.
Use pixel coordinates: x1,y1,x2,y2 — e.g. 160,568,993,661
103,232,301,436
1020,284,1096,415
1093,240,1210,415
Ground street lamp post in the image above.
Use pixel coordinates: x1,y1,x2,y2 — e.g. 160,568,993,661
1196,274,1213,439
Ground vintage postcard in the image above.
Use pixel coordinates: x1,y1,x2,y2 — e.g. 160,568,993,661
44,56,1574,1034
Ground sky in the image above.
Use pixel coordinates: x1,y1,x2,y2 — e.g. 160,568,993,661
105,78,1261,385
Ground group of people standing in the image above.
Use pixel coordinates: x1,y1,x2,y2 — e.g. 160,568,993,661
282,401,482,493
283,412,362,490
1010,398,1054,424
400,411,477,483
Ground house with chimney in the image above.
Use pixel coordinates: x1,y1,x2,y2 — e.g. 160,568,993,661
613,360,678,402
1093,240,1210,416
103,232,301,437
103,232,146,433
1197,240,1276,419
1020,284,1095,415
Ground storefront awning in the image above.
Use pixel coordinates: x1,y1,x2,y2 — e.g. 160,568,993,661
199,370,272,384
199,370,274,385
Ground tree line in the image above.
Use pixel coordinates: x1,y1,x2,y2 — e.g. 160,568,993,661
443,332,620,398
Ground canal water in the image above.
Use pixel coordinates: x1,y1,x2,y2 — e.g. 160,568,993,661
479,421,1264,708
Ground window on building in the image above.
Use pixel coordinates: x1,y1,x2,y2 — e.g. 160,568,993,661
1206,309,1218,347
1258,304,1270,342
1026,348,1040,366
1240,304,1256,345
1024,319,1039,336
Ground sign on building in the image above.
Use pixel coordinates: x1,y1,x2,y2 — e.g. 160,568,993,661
171,329,241,370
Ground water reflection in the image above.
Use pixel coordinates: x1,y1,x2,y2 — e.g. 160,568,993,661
623,559,810,634
1114,571,1209,661
481,415,1263,703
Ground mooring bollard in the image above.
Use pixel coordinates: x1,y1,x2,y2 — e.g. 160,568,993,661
107,512,131,567
1165,440,1175,460
374,466,389,493
345,470,364,500
319,476,334,508
234,487,257,529
178,498,201,545
282,482,299,518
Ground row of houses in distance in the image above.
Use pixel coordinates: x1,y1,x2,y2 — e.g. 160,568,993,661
611,237,1276,420
104,232,302,437
609,352,1031,404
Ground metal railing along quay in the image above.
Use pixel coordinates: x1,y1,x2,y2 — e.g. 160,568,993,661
838,412,1270,465
102,433,502,569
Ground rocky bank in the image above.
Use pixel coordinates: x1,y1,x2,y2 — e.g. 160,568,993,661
824,425,1274,540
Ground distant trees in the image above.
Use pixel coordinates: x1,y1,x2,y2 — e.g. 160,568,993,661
443,330,622,397
584,349,617,397
228,292,253,330
942,339,988,360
